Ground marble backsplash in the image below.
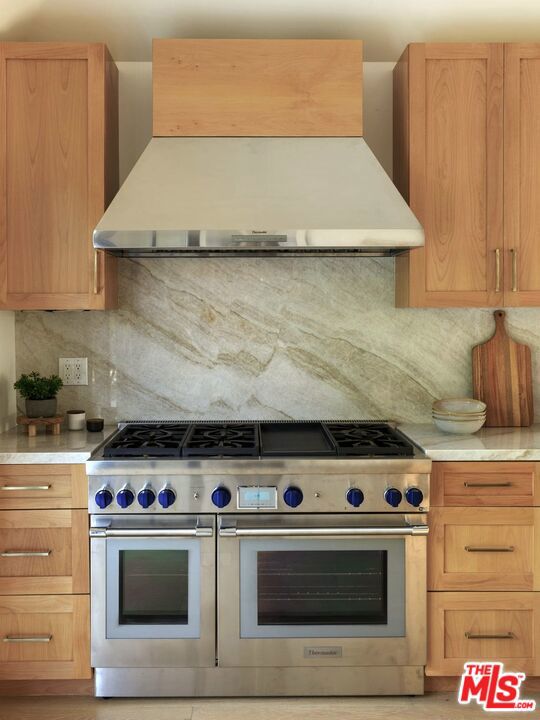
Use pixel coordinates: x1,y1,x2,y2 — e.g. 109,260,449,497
14,257,540,424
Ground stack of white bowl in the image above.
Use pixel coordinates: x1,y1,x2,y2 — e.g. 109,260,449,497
432,398,487,434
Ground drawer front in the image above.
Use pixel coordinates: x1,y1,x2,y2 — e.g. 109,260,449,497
428,591,539,676
431,462,537,507
429,507,535,590
0,595,90,679
0,510,88,594
0,465,86,510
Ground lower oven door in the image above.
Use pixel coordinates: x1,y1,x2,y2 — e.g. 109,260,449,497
91,514,215,668
218,514,427,668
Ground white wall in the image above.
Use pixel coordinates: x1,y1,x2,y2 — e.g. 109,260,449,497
0,313,16,430
1,0,540,62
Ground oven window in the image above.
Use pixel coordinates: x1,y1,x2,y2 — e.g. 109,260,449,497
257,550,387,626
119,550,189,625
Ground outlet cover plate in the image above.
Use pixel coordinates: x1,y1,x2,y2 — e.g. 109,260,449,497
59,358,88,386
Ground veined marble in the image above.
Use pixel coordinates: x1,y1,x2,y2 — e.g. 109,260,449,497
14,257,540,424
400,423,540,461
0,426,113,464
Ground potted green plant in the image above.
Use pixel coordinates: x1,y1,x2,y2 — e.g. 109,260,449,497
14,371,63,418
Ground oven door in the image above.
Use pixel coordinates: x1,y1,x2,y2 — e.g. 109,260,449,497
91,515,215,668
218,514,427,668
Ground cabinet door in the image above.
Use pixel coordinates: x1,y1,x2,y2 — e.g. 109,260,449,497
504,44,540,306
395,44,504,307
0,43,117,310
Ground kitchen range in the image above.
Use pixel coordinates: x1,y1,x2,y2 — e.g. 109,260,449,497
87,421,430,697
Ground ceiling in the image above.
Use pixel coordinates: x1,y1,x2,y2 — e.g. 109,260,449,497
1,0,540,61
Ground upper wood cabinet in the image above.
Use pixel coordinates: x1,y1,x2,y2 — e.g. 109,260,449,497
395,43,540,308
0,43,118,310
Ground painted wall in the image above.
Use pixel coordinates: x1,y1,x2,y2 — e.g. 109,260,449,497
14,63,540,424
1,0,540,61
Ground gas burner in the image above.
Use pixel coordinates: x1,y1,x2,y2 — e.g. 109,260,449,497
182,423,259,457
324,423,414,457
103,423,190,457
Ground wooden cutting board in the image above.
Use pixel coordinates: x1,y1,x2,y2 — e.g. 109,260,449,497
472,310,533,427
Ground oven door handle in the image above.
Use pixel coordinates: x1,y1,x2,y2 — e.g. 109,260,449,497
218,525,428,537
90,527,213,538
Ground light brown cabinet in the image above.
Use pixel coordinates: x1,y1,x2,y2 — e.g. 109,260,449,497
0,464,90,681
394,43,540,308
0,43,118,310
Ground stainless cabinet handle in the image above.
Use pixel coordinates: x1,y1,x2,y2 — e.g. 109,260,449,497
93,251,100,294
1,485,51,491
495,248,501,292
465,546,514,553
464,482,512,488
465,632,515,640
3,635,52,643
219,525,429,537
511,248,518,292
0,550,52,557
90,527,213,538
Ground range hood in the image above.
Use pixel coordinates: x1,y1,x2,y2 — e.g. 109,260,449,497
93,39,423,257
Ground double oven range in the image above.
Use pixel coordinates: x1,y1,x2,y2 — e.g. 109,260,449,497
87,421,431,697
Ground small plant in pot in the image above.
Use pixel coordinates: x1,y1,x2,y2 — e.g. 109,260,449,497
14,372,63,418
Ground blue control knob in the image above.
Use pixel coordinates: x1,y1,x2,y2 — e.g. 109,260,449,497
346,488,364,508
158,488,176,509
283,486,303,508
384,488,402,508
211,486,231,508
95,488,113,509
138,487,155,509
116,488,134,509
405,487,424,508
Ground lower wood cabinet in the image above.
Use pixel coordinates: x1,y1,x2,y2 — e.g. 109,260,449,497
428,592,540,676
0,463,90,682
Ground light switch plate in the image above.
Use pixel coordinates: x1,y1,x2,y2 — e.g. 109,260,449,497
59,358,88,386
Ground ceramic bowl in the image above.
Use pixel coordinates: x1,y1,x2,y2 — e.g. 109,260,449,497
432,410,486,420
432,398,487,415
432,414,486,434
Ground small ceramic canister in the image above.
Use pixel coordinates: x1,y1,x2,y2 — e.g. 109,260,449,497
67,410,86,431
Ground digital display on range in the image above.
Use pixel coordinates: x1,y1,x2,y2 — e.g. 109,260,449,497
237,486,277,509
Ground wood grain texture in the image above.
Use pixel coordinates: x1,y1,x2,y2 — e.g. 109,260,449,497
0,42,118,310
428,506,535,591
0,595,90,680
430,461,538,507
504,43,540,306
153,39,363,137
427,591,540,676
394,43,504,307
0,678,93,695
472,310,534,426
0,465,87,511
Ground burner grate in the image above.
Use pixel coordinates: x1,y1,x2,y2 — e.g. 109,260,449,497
182,423,259,457
324,423,414,457
103,423,190,457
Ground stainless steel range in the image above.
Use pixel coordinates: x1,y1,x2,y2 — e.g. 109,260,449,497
87,420,431,698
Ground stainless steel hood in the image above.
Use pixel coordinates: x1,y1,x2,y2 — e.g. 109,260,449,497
93,136,424,257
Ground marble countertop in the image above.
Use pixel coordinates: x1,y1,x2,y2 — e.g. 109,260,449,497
400,423,540,461
0,425,115,464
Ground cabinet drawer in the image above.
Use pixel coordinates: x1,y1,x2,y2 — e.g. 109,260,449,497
431,462,538,507
0,465,86,510
428,507,537,590
427,591,540,676
0,595,90,679
0,510,88,594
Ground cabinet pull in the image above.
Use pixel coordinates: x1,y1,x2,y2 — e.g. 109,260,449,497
495,248,501,292
464,482,512,488
93,251,100,295
465,632,515,641
465,545,514,553
511,248,518,292
3,635,52,643
0,550,52,557
1,485,51,491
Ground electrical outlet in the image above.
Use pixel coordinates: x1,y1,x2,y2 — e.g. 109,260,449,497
59,358,88,386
